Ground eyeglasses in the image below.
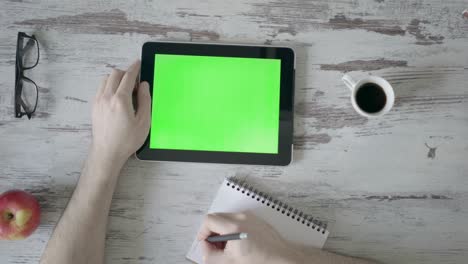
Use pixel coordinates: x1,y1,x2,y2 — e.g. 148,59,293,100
15,32,40,119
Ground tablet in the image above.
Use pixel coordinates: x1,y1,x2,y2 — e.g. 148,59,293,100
136,42,295,165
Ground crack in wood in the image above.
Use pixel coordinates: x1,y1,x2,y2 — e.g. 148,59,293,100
25,185,75,211
394,95,468,108
40,125,91,133
135,226,152,239
243,3,447,45
241,0,329,37
328,16,445,45
64,96,88,103
176,10,210,18
407,19,444,45
294,133,332,149
328,14,406,36
288,193,310,198
364,194,452,201
138,256,154,261
14,9,220,40
295,102,368,129
320,58,408,72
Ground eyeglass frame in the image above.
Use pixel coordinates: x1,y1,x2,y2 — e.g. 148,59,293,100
15,32,40,119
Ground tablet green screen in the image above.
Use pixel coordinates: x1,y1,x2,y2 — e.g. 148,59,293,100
150,54,281,154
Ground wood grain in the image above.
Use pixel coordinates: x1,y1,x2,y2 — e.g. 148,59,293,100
1,0,467,263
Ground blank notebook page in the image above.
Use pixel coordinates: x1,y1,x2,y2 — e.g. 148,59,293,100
186,178,329,263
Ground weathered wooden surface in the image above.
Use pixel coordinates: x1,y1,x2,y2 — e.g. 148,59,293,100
1,0,467,263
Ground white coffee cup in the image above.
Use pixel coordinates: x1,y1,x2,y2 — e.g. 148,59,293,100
342,74,395,117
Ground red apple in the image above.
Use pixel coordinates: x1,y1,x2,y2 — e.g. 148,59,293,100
0,190,40,240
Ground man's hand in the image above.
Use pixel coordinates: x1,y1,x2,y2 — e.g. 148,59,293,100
198,212,378,264
91,60,151,165
197,212,301,264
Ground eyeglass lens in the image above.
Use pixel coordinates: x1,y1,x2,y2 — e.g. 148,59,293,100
20,37,39,69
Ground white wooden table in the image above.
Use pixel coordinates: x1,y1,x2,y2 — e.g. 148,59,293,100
1,1,467,263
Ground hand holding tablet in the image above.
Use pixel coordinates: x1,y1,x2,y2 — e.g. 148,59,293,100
137,42,295,165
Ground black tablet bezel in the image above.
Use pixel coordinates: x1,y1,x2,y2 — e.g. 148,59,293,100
136,42,295,166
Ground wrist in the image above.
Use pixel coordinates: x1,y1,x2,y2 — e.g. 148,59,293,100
82,146,127,185
279,251,304,264
281,247,323,264
90,143,129,167
271,241,307,264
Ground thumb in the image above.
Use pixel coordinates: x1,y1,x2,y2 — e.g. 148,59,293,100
136,81,151,125
201,241,225,264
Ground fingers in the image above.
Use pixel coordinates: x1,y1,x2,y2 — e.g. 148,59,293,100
198,214,229,240
136,81,151,125
201,241,224,264
95,75,109,102
104,69,125,97
117,60,141,96
197,213,243,241
198,213,249,264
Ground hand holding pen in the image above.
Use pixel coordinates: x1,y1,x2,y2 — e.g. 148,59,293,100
197,212,299,264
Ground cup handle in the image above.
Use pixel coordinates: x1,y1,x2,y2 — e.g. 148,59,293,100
342,74,356,91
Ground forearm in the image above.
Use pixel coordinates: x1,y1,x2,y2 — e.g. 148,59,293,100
40,150,124,264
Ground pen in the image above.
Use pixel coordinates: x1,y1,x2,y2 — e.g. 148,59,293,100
206,232,248,242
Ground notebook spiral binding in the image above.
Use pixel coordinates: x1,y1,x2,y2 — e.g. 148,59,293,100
227,177,327,234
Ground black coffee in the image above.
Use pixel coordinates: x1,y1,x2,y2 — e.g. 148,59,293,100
355,83,387,113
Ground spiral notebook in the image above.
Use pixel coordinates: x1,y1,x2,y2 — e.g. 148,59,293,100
186,178,329,263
